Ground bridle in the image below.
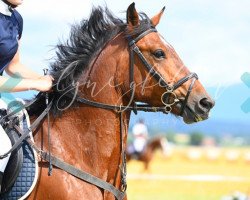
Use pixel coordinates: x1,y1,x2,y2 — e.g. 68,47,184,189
75,27,198,115
127,28,198,115
0,27,199,200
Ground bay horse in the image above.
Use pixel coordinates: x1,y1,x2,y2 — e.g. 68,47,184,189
126,137,168,170
25,3,214,200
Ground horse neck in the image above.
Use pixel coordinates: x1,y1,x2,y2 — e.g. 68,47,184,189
38,35,131,186
79,33,129,105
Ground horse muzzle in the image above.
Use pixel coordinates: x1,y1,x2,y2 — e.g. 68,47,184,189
180,96,215,124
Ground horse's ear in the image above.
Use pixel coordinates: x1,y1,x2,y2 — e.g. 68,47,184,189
151,7,165,27
126,2,140,27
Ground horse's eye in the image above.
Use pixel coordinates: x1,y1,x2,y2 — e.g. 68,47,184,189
153,50,166,59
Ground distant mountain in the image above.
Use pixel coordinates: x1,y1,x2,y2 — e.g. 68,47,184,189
130,112,250,137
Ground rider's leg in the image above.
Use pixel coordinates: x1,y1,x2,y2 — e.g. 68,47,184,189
0,124,12,191
0,98,11,191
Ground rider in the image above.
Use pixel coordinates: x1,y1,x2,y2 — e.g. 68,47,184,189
0,0,53,190
132,119,148,155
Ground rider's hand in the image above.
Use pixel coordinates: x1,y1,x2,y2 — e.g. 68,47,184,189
34,75,54,92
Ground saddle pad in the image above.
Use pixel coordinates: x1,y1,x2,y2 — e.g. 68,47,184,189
0,109,38,200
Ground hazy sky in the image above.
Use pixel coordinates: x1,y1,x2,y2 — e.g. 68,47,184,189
18,0,250,87
14,0,250,122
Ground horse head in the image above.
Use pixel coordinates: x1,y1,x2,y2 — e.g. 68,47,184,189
47,3,214,125
115,3,214,124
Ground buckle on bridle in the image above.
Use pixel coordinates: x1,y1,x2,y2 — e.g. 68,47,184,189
161,86,180,114
164,105,172,114
115,104,123,113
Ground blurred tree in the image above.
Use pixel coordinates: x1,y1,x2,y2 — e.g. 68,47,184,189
166,132,175,143
190,132,204,146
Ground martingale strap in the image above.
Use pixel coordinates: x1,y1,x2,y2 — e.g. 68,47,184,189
12,125,126,200
40,151,126,200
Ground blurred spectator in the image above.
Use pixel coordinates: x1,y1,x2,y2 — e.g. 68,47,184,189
132,119,148,155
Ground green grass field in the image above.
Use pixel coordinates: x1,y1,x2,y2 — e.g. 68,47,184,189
126,147,250,200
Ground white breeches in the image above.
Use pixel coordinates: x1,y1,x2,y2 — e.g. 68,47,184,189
133,138,146,152
0,125,11,172
0,99,11,173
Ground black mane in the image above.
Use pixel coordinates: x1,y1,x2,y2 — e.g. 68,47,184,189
27,6,152,116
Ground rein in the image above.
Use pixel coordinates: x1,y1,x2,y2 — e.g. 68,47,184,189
0,27,199,200
75,28,198,115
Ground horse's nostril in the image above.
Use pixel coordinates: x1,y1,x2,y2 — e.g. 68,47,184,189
199,98,214,110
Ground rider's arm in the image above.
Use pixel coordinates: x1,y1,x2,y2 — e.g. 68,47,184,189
0,75,52,92
1,47,53,92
